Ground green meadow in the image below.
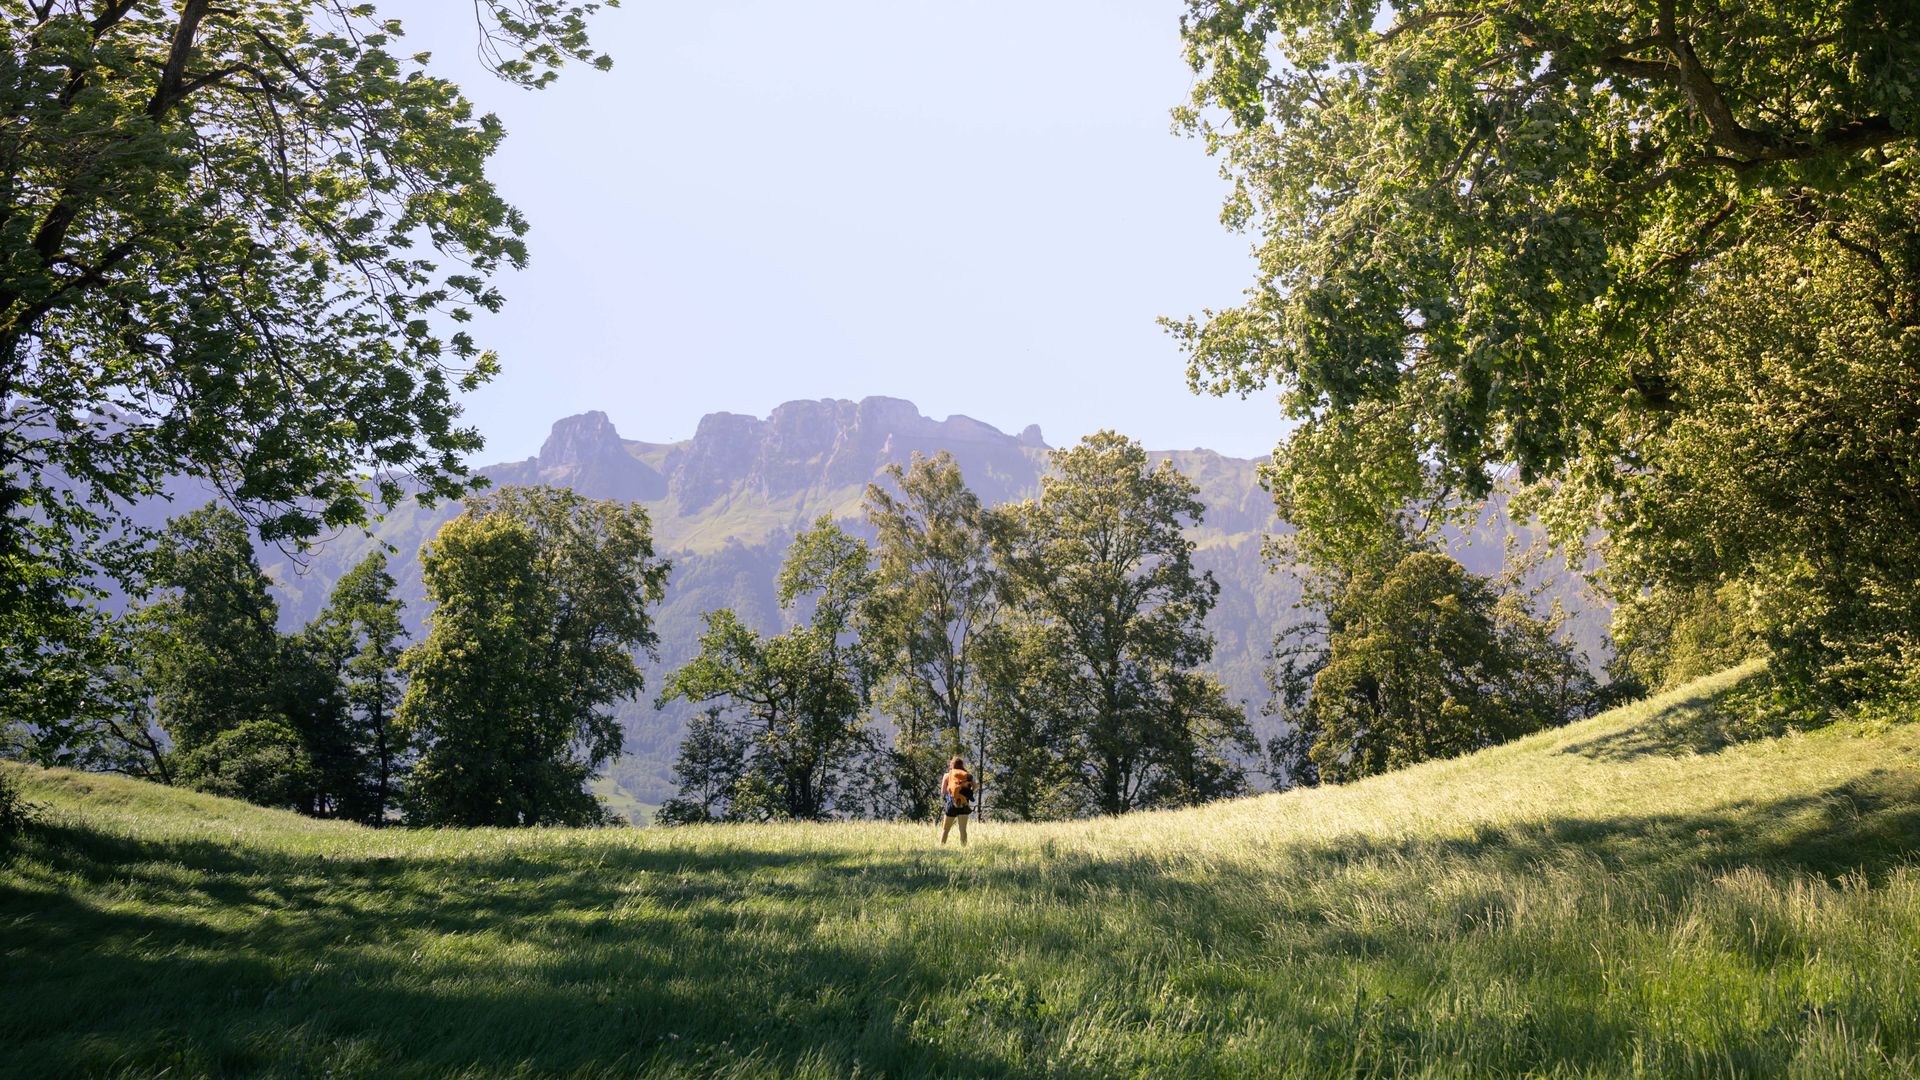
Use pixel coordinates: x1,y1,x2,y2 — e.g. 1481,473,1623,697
5,663,1919,1078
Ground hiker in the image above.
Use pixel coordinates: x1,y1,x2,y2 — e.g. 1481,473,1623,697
939,756,975,846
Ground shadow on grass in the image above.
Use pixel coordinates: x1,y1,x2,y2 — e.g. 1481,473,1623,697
1367,768,1920,883
1557,674,1816,763
4,766,1919,1077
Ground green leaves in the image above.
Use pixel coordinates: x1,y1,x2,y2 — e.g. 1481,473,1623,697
860,452,998,817
989,432,1254,815
1274,542,1599,786
305,550,409,823
1178,0,1920,704
400,486,667,827
1176,0,1917,482
2,0,615,644
123,505,361,810
474,1,621,88
658,520,875,823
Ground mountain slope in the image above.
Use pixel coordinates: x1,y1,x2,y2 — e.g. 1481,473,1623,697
251,397,1603,812
5,663,1917,1077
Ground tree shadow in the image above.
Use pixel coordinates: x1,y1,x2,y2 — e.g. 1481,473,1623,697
1556,678,1810,762
2,824,1008,1077
4,765,1919,1077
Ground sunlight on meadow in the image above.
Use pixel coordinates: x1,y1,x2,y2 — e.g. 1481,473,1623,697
6,2,1920,1077
7,665,1919,1077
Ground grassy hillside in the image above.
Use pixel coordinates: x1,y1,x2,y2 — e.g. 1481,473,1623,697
5,664,1919,1078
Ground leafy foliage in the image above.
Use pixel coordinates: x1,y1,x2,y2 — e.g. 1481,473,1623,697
1271,541,1600,786
972,616,1082,822
0,0,616,713
1607,582,1761,696
126,506,352,810
400,486,666,827
1173,0,1920,704
0,767,32,839
0,589,163,781
658,518,877,823
303,551,409,823
861,452,999,819
1583,233,1920,704
989,432,1256,815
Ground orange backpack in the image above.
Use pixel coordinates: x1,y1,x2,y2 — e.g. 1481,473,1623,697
945,769,973,810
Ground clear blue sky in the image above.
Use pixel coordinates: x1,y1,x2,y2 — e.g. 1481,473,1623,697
383,0,1280,459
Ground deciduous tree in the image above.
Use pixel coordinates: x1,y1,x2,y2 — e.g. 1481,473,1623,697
400,486,666,827
1173,0,1920,702
126,506,343,810
862,452,999,819
659,518,877,823
992,432,1255,815
1,0,616,687
1270,542,1598,786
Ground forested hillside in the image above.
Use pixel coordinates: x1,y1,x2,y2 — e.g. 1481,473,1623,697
230,397,1604,815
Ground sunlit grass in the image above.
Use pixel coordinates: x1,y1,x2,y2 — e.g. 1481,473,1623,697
5,662,1920,1077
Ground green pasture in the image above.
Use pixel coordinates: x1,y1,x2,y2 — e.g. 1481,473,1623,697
5,664,1919,1078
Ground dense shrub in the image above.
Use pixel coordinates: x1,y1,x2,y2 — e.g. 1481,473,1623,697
0,771,36,839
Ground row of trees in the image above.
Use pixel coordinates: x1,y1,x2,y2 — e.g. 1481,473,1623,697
3,487,665,828
3,431,1603,828
655,430,1604,822
656,432,1258,823
3,434,1271,826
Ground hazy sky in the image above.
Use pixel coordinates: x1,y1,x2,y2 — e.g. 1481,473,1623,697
382,0,1280,459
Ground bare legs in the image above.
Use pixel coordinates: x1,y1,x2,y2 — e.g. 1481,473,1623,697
939,814,969,846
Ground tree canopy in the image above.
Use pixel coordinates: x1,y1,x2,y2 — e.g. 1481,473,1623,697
125,505,341,810
1175,0,1920,702
400,486,665,827
658,518,877,824
1175,0,1916,486
992,432,1256,815
1,0,616,636
862,452,999,818
303,549,408,822
1270,541,1598,785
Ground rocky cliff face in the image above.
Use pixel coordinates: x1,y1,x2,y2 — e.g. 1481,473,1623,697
661,397,1048,514
527,410,667,503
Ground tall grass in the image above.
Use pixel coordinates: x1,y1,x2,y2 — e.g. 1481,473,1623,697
5,663,1919,1077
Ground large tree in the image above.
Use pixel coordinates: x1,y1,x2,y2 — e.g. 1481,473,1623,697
399,486,666,827
992,432,1255,816
1269,543,1598,786
1,1,615,664
303,549,407,823
1173,0,1920,702
862,452,999,819
126,505,347,810
658,518,878,823
0,599,166,782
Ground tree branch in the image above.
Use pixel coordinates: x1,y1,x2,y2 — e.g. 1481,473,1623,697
1653,0,1904,164
147,0,211,119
